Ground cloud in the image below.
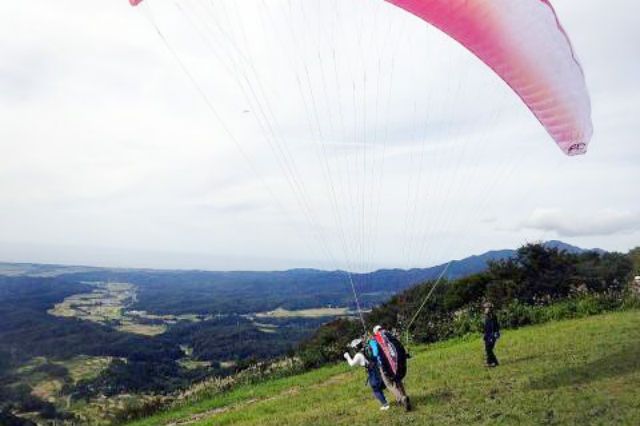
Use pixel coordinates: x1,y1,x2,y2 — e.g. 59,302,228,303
521,208,640,237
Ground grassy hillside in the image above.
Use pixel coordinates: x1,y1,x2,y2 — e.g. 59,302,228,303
128,310,640,425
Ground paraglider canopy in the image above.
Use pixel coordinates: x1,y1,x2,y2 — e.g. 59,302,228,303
385,0,592,155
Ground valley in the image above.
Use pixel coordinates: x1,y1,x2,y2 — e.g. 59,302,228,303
1,242,634,425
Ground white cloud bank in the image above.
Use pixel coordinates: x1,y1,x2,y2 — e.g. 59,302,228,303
522,209,640,238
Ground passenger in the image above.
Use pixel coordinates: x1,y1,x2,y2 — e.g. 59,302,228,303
344,337,390,411
483,302,501,367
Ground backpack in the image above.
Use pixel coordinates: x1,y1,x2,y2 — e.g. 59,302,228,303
375,331,407,381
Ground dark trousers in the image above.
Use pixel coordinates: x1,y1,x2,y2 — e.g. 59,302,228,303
485,339,499,365
372,387,387,405
368,366,387,405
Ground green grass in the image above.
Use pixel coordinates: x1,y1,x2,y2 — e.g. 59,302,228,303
128,311,640,425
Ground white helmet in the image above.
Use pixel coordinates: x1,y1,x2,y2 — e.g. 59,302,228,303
373,325,382,334
349,338,363,349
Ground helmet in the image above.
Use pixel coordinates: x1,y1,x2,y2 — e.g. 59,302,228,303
348,338,363,349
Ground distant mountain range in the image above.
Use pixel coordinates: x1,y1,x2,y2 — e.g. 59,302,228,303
0,240,605,314
346,240,604,294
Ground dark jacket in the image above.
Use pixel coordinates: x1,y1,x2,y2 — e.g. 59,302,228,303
484,314,500,342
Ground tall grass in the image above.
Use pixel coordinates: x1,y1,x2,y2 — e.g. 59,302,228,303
447,290,640,339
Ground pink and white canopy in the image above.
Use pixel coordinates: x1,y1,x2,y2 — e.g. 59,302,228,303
130,0,592,155
385,0,592,155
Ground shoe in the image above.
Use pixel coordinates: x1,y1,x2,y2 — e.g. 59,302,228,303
380,404,390,411
402,396,412,412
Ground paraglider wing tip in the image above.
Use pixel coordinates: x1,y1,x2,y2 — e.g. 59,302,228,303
130,0,144,6
560,123,592,156
566,142,588,156
564,124,592,156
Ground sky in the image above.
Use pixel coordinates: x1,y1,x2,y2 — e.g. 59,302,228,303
0,0,638,271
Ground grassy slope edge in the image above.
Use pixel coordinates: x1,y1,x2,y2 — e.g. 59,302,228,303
128,310,640,425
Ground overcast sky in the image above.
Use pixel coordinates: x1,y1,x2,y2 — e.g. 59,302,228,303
0,0,638,271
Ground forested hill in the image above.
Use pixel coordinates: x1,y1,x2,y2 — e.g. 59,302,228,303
0,241,601,315
297,243,636,369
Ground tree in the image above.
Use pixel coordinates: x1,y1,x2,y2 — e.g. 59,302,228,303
515,244,576,300
575,252,633,292
444,274,490,310
628,247,640,275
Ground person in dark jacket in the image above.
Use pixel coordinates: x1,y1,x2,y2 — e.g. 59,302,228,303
483,302,500,367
